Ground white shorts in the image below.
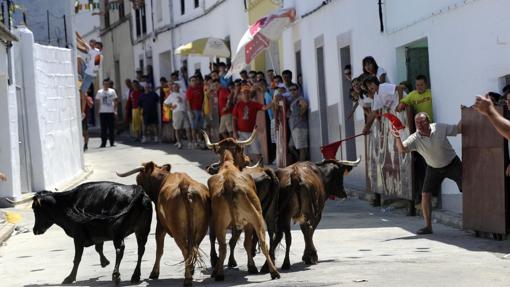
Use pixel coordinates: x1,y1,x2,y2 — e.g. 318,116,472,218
172,111,190,130
289,128,308,149
239,131,261,155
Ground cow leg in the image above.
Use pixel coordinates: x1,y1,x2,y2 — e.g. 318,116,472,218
175,237,193,286
62,239,84,284
243,226,258,274
300,223,318,265
131,227,149,283
209,222,218,268
112,239,125,285
228,229,241,268
211,228,227,281
251,217,280,280
150,221,166,279
95,243,110,268
282,226,292,270
260,230,275,274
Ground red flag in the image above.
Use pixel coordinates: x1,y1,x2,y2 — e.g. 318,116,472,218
383,113,405,130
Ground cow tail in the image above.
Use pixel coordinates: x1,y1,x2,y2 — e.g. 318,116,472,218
180,184,200,269
291,172,315,226
223,177,239,230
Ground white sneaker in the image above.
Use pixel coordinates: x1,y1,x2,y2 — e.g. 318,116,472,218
176,142,182,149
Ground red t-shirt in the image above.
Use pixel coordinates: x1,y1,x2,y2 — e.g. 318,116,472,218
186,85,204,111
130,90,141,108
218,87,232,116
232,100,263,132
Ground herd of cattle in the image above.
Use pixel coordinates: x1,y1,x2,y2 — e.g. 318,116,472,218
31,130,360,286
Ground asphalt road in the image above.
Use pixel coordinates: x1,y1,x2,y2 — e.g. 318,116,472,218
1,138,509,287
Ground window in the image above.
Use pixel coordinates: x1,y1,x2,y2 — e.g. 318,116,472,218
119,0,125,19
194,0,200,8
104,0,110,28
134,6,147,37
181,0,185,15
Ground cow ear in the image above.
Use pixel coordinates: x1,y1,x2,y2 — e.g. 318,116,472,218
33,196,41,207
162,164,171,172
143,162,156,173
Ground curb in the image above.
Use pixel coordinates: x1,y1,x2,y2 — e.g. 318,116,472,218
346,186,463,230
0,221,15,246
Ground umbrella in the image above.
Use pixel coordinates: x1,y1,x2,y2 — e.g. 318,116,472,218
175,37,230,58
228,7,296,76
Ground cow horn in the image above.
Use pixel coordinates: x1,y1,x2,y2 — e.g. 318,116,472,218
337,157,362,167
202,130,218,149
245,160,262,169
235,128,257,146
116,167,144,177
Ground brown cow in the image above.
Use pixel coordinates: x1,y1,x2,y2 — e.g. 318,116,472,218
203,131,280,273
207,150,280,281
273,158,360,269
117,162,210,286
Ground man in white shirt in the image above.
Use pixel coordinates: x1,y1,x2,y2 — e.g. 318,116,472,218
391,112,462,235
77,33,103,119
164,83,191,149
96,79,118,148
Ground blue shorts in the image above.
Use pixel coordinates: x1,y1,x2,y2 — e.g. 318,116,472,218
81,73,95,93
191,110,204,130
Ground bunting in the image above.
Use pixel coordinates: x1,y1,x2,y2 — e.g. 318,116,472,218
74,0,124,13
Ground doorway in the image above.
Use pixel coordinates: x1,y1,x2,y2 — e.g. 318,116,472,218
316,45,329,146
339,46,356,160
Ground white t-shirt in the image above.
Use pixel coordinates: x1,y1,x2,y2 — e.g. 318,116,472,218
372,83,398,111
96,88,118,113
377,67,389,83
164,91,186,112
402,123,459,168
84,48,101,76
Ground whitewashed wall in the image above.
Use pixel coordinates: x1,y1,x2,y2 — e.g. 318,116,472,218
0,43,21,200
20,29,83,192
281,0,510,212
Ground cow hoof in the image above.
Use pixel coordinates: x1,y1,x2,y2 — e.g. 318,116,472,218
149,270,160,280
214,274,225,281
100,258,110,268
227,258,237,268
260,263,269,274
130,273,141,283
62,276,75,284
302,255,313,265
270,271,281,280
248,264,258,274
112,272,121,285
183,278,193,286
281,260,291,270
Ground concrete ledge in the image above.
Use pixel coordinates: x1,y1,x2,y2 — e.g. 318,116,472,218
346,186,463,230
0,221,15,245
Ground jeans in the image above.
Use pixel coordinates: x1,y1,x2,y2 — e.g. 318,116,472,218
100,113,115,146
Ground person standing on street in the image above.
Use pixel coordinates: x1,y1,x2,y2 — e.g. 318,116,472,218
186,76,205,149
164,83,192,149
287,83,309,162
138,83,160,143
96,79,118,148
391,112,462,235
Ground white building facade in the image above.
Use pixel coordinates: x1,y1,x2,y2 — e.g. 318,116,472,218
280,0,510,213
131,0,248,83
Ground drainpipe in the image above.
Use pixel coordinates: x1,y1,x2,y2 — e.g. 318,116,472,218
169,0,176,71
378,0,384,33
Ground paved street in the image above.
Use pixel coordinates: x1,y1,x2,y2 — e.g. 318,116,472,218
1,137,510,287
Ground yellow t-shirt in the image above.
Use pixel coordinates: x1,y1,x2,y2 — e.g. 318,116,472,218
400,89,433,121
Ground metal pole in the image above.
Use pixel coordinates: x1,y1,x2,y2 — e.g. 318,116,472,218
46,10,50,44
63,14,68,47
6,0,11,30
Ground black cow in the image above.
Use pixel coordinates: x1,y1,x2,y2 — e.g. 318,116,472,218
32,182,152,285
